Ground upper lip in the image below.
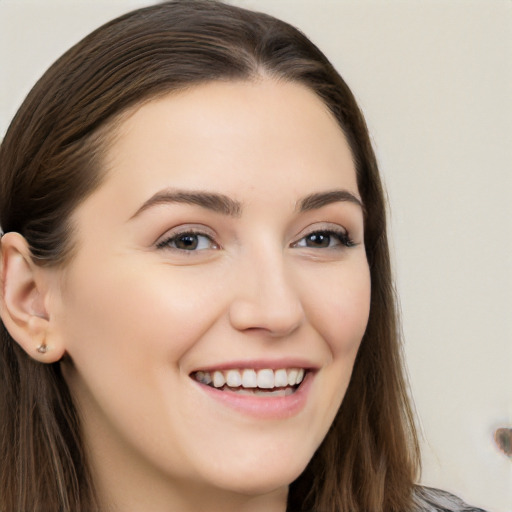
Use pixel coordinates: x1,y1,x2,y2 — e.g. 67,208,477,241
189,358,319,373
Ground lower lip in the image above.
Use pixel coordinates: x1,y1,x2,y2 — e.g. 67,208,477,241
193,372,313,419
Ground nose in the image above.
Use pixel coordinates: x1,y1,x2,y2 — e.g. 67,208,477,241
228,249,305,338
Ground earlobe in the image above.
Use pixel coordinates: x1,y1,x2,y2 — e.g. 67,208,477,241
0,232,65,363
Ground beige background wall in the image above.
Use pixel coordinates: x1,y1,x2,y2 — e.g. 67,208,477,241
1,1,510,511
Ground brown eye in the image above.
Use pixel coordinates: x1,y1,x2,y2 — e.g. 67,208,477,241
175,234,199,250
304,233,331,248
157,232,217,251
293,230,355,249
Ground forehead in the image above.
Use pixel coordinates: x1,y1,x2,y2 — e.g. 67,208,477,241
100,79,357,195
70,79,360,242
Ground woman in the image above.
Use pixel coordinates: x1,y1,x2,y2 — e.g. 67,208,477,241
0,1,488,511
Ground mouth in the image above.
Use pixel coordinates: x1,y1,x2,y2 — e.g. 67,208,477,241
191,367,306,397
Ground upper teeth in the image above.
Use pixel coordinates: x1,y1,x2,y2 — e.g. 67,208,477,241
194,368,305,389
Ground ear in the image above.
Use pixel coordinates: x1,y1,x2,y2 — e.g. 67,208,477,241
0,232,65,363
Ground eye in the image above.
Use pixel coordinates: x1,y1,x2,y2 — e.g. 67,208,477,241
292,229,355,249
157,231,218,251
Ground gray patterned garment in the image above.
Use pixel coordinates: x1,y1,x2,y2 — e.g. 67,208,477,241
413,486,488,512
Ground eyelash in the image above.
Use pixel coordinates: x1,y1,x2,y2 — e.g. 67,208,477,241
156,228,355,252
156,229,217,252
291,229,356,250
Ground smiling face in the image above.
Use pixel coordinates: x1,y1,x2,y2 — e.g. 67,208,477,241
53,79,371,510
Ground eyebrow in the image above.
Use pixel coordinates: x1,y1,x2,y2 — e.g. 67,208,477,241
297,190,363,212
130,187,363,220
130,189,242,219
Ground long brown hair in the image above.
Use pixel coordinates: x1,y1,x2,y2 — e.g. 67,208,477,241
0,1,420,510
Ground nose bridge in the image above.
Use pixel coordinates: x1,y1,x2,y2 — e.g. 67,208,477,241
228,242,304,337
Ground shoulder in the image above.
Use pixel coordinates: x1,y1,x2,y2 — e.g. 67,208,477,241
412,486,489,512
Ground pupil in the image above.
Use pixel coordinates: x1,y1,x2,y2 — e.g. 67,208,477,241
307,233,329,248
176,234,198,250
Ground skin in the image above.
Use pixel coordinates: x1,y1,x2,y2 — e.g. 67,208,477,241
3,79,371,512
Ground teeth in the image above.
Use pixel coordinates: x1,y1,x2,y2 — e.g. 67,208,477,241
229,387,295,397
226,369,242,387
194,367,307,391
242,369,257,388
287,368,298,386
213,371,226,388
274,369,288,388
257,369,274,389
195,371,212,385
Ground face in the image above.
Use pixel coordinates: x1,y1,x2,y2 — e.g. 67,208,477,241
53,80,370,507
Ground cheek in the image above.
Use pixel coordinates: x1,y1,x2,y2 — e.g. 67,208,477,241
308,260,371,358
58,258,229,474
292,258,370,446
57,257,228,423
61,259,221,359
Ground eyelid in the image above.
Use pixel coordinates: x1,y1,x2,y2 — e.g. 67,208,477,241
292,222,349,241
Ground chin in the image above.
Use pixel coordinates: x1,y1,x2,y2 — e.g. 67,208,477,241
197,453,310,497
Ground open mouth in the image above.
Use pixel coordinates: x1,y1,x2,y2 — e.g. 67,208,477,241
191,368,306,397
